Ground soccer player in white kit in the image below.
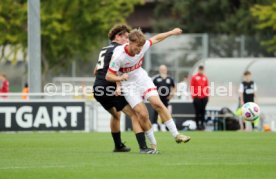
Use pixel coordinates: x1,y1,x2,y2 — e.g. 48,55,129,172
106,28,191,147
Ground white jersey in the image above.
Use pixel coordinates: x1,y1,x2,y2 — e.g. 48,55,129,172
108,40,152,80
108,40,158,108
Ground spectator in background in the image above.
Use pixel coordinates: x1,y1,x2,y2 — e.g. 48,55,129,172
239,70,257,130
190,65,209,130
0,73,9,98
21,82,29,100
177,76,189,101
152,65,176,131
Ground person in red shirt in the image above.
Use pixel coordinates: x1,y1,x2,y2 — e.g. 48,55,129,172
0,74,10,98
190,66,209,130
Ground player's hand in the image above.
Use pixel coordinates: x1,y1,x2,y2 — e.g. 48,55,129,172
171,28,182,35
120,73,128,81
115,86,122,96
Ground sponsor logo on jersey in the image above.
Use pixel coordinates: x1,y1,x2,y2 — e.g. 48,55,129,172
119,58,144,73
157,78,162,82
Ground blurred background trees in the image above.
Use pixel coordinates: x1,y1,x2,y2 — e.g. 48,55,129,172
251,3,276,52
153,0,273,35
0,0,142,77
0,0,275,91
153,0,275,57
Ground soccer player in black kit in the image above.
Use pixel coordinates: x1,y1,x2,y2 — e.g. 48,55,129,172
93,24,157,154
239,70,257,130
152,65,176,131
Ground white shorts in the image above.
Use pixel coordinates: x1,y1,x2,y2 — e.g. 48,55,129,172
122,69,158,108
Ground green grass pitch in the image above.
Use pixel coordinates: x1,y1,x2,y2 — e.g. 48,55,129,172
0,132,276,179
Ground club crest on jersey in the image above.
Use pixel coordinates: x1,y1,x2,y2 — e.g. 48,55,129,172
111,62,116,68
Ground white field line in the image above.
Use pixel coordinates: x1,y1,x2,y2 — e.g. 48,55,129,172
0,162,261,170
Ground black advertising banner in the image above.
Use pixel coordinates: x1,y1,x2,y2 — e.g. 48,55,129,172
0,102,85,131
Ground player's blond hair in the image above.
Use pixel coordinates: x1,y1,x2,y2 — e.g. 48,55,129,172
128,28,146,46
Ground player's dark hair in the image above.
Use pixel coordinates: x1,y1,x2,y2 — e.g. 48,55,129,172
198,65,204,70
108,24,131,41
244,70,251,76
129,28,146,46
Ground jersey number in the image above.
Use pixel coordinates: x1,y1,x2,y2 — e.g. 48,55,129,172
96,49,107,70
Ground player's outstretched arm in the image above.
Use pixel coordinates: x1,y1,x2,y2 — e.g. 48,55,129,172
150,28,182,45
106,71,128,82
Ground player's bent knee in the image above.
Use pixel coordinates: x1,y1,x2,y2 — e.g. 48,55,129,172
111,115,120,121
110,112,121,121
151,101,164,111
137,111,149,122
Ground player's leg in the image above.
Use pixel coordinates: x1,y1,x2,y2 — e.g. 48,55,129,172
107,107,131,152
123,87,158,150
114,94,158,153
147,95,190,143
242,120,246,130
159,98,169,132
251,122,255,130
193,98,201,130
109,108,120,132
132,102,158,150
122,105,158,154
197,99,204,130
152,109,159,131
147,95,176,132
94,94,130,152
140,74,190,143
200,97,208,130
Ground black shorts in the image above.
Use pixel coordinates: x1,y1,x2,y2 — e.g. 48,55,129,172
94,94,128,111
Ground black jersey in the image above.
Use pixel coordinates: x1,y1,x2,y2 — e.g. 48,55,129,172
94,42,120,87
93,42,128,111
240,81,256,103
152,75,175,100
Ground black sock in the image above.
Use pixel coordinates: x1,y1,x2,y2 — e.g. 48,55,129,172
243,122,246,129
111,132,122,148
251,122,255,129
135,132,147,149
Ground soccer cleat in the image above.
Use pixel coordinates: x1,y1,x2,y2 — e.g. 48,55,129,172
150,144,157,150
175,134,191,143
140,148,159,154
113,143,131,152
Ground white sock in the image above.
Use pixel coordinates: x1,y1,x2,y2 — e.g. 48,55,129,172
152,123,159,132
164,119,179,137
145,127,157,145
160,124,166,132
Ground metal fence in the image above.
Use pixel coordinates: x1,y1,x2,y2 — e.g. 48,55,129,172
144,34,276,82
1,34,275,92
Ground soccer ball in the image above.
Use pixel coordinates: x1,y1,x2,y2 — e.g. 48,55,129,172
241,102,261,121
182,120,197,130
